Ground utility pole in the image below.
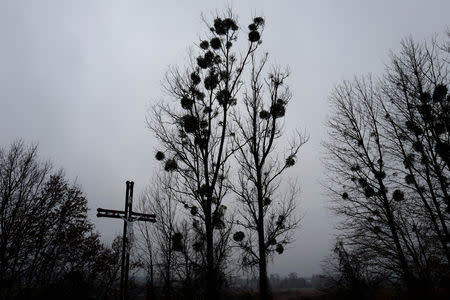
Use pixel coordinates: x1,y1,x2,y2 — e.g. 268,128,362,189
97,181,156,300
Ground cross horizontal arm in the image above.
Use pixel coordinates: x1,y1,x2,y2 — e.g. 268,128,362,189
97,208,126,215
131,211,156,218
131,216,157,223
97,208,126,219
97,212,124,219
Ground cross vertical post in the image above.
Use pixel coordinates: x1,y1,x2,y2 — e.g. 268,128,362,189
97,181,156,300
120,181,132,300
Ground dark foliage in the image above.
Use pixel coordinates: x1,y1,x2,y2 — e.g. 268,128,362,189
0,141,120,299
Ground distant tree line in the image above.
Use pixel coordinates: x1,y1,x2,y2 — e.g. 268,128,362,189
230,273,329,290
324,34,450,298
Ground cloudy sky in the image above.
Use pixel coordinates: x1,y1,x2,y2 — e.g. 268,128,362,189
1,0,449,277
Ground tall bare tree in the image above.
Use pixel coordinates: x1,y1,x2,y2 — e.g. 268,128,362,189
137,173,180,298
324,35,449,291
382,38,450,263
324,77,417,285
148,10,265,298
231,53,306,300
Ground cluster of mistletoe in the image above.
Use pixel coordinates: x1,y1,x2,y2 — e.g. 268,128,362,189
382,80,450,218
399,84,449,164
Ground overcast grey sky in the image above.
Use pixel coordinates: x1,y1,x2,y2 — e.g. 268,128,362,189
1,0,449,277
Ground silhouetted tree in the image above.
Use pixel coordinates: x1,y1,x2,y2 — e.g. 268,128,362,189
324,35,449,291
325,76,416,285
135,197,157,300
0,141,52,296
231,53,306,300
148,9,265,298
94,235,123,300
323,239,379,298
0,140,117,299
137,173,181,298
382,38,450,264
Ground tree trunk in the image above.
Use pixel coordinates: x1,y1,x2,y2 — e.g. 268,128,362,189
381,190,414,287
258,216,270,300
146,261,154,300
257,167,271,300
375,181,416,288
205,199,216,299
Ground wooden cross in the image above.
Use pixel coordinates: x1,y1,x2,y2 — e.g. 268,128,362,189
97,181,156,300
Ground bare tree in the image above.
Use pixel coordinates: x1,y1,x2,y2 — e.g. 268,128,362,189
382,38,450,264
324,35,450,291
135,200,157,300
324,76,417,285
231,54,306,300
137,173,180,298
0,141,51,296
147,10,266,298
322,239,381,299
94,235,122,300
0,140,116,299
